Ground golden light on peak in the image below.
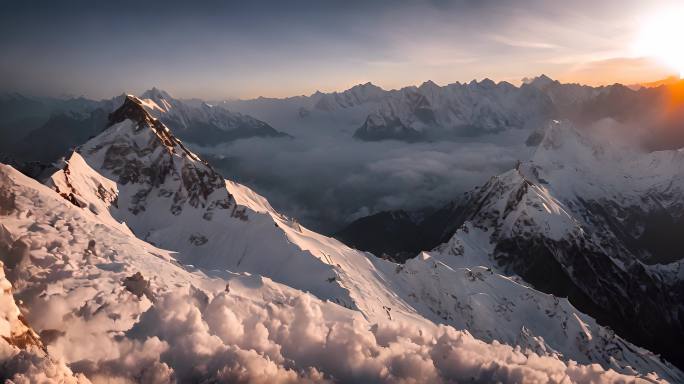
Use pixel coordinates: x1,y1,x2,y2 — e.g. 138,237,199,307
635,8,684,79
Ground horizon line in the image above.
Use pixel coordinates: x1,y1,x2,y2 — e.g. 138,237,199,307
2,73,682,102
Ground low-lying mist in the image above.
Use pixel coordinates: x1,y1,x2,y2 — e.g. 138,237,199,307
191,128,532,233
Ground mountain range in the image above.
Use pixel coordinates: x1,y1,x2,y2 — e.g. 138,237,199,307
0,93,682,382
0,89,287,168
221,75,684,148
4,77,684,233
4,76,682,158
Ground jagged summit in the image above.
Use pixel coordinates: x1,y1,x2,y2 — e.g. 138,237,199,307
419,80,439,88
467,78,497,88
523,74,557,88
108,95,158,127
51,94,226,219
46,96,400,319
346,82,385,99
350,81,383,91
140,87,172,101
105,94,201,161
478,78,496,87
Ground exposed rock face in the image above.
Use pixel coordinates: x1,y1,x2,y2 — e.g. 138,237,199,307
188,233,208,246
122,272,155,302
71,95,234,218
0,187,16,215
0,261,42,350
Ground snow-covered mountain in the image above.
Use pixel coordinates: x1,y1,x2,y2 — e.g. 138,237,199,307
221,76,683,146
1,164,664,383
340,118,684,370
0,95,679,381
311,82,386,112
138,87,290,145
354,79,556,141
0,93,118,162
0,89,285,168
419,120,684,370
223,79,555,140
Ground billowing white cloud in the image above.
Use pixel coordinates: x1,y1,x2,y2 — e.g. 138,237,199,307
65,287,651,383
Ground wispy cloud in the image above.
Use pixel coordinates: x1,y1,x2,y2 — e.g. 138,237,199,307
1,0,678,98
489,35,560,50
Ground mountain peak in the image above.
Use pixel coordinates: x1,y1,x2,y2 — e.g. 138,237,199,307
419,80,439,89
529,119,611,171
480,78,496,87
104,95,203,161
108,95,157,128
359,81,376,87
468,78,496,88
349,82,384,93
524,74,556,88
61,95,224,217
141,87,172,101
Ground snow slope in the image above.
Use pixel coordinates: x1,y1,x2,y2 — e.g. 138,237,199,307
1,161,670,382
0,183,89,382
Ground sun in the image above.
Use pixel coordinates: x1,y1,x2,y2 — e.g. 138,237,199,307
635,8,684,78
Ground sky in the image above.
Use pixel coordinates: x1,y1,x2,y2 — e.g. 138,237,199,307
0,0,681,99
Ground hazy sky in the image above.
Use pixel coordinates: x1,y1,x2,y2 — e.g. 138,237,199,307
0,0,680,99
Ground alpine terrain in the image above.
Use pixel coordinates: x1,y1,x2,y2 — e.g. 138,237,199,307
339,119,684,372
0,95,681,382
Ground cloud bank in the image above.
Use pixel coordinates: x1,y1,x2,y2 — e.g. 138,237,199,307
195,129,530,232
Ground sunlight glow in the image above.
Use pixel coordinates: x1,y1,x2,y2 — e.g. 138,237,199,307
636,8,684,78
635,8,684,78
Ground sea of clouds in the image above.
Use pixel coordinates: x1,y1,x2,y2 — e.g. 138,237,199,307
193,127,532,233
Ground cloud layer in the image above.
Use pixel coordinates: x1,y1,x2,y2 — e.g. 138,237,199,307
196,129,530,232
